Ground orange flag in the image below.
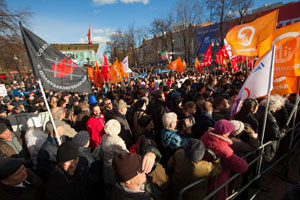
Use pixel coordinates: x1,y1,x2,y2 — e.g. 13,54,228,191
226,9,278,56
258,21,300,57
87,66,94,82
273,35,300,78
168,59,178,71
109,59,123,84
119,60,129,81
194,57,200,67
94,62,104,87
271,76,299,95
182,59,187,69
168,57,184,72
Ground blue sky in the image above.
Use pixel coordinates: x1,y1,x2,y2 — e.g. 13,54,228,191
9,0,293,55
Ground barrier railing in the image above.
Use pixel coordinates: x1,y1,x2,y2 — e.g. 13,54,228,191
178,121,300,200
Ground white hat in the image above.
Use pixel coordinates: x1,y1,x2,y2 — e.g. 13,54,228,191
104,119,121,136
230,120,245,136
27,117,42,128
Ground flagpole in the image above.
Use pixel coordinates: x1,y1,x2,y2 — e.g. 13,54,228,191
282,77,300,177
37,79,62,145
257,44,276,174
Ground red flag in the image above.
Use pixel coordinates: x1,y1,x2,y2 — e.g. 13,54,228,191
87,23,92,45
230,57,239,72
202,43,212,66
216,48,224,65
102,54,110,81
247,58,254,68
94,62,104,87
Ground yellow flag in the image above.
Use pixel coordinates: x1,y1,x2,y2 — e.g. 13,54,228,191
258,21,300,57
226,10,278,56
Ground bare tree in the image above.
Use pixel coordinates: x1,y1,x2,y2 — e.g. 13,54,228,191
235,0,253,24
206,0,235,46
174,0,203,65
0,0,32,72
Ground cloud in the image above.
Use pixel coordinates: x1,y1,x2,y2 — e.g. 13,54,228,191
93,28,110,34
93,0,117,5
120,0,149,4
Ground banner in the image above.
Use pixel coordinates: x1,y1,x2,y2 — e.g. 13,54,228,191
20,24,92,93
202,43,212,66
109,59,123,84
129,72,147,79
155,69,171,73
226,10,278,56
88,66,94,81
231,48,274,117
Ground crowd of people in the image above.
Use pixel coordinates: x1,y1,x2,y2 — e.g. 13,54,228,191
0,65,299,200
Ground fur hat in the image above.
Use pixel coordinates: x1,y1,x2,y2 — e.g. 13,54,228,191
214,119,234,135
104,119,121,136
56,141,79,163
113,152,142,182
0,157,24,180
230,120,245,136
73,131,90,147
0,123,8,134
184,139,205,162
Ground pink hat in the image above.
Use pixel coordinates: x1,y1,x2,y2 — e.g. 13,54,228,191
214,119,234,135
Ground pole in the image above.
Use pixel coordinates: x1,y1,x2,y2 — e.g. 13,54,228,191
257,45,276,174
37,79,61,145
282,77,300,177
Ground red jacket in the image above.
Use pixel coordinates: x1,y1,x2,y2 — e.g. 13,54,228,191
201,129,248,200
86,114,105,150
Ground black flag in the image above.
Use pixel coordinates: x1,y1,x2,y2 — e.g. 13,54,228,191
20,23,92,93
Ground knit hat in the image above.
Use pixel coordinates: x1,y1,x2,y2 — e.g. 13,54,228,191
0,157,24,180
27,116,42,128
138,115,152,127
184,139,205,162
0,123,8,134
104,119,121,136
230,120,245,136
214,119,234,135
113,152,142,182
73,131,90,147
56,141,79,163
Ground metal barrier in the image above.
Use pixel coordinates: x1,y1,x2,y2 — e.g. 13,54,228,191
178,121,300,200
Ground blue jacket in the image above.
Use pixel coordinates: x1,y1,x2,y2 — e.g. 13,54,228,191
161,129,188,150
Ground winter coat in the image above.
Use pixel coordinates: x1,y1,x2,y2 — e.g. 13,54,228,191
24,128,47,168
201,129,248,200
0,168,44,200
192,113,215,139
255,107,286,162
86,114,105,150
74,109,90,132
78,147,95,167
116,112,135,149
0,131,28,158
161,129,188,150
100,126,128,185
235,112,258,133
133,109,147,140
148,99,167,149
168,149,222,200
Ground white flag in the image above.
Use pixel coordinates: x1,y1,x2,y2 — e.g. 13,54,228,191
122,56,132,73
231,48,274,117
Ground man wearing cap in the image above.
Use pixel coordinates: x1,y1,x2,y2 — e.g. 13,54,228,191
201,119,248,200
112,152,161,200
36,120,66,182
44,141,98,200
115,99,134,149
0,157,44,200
0,122,28,159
